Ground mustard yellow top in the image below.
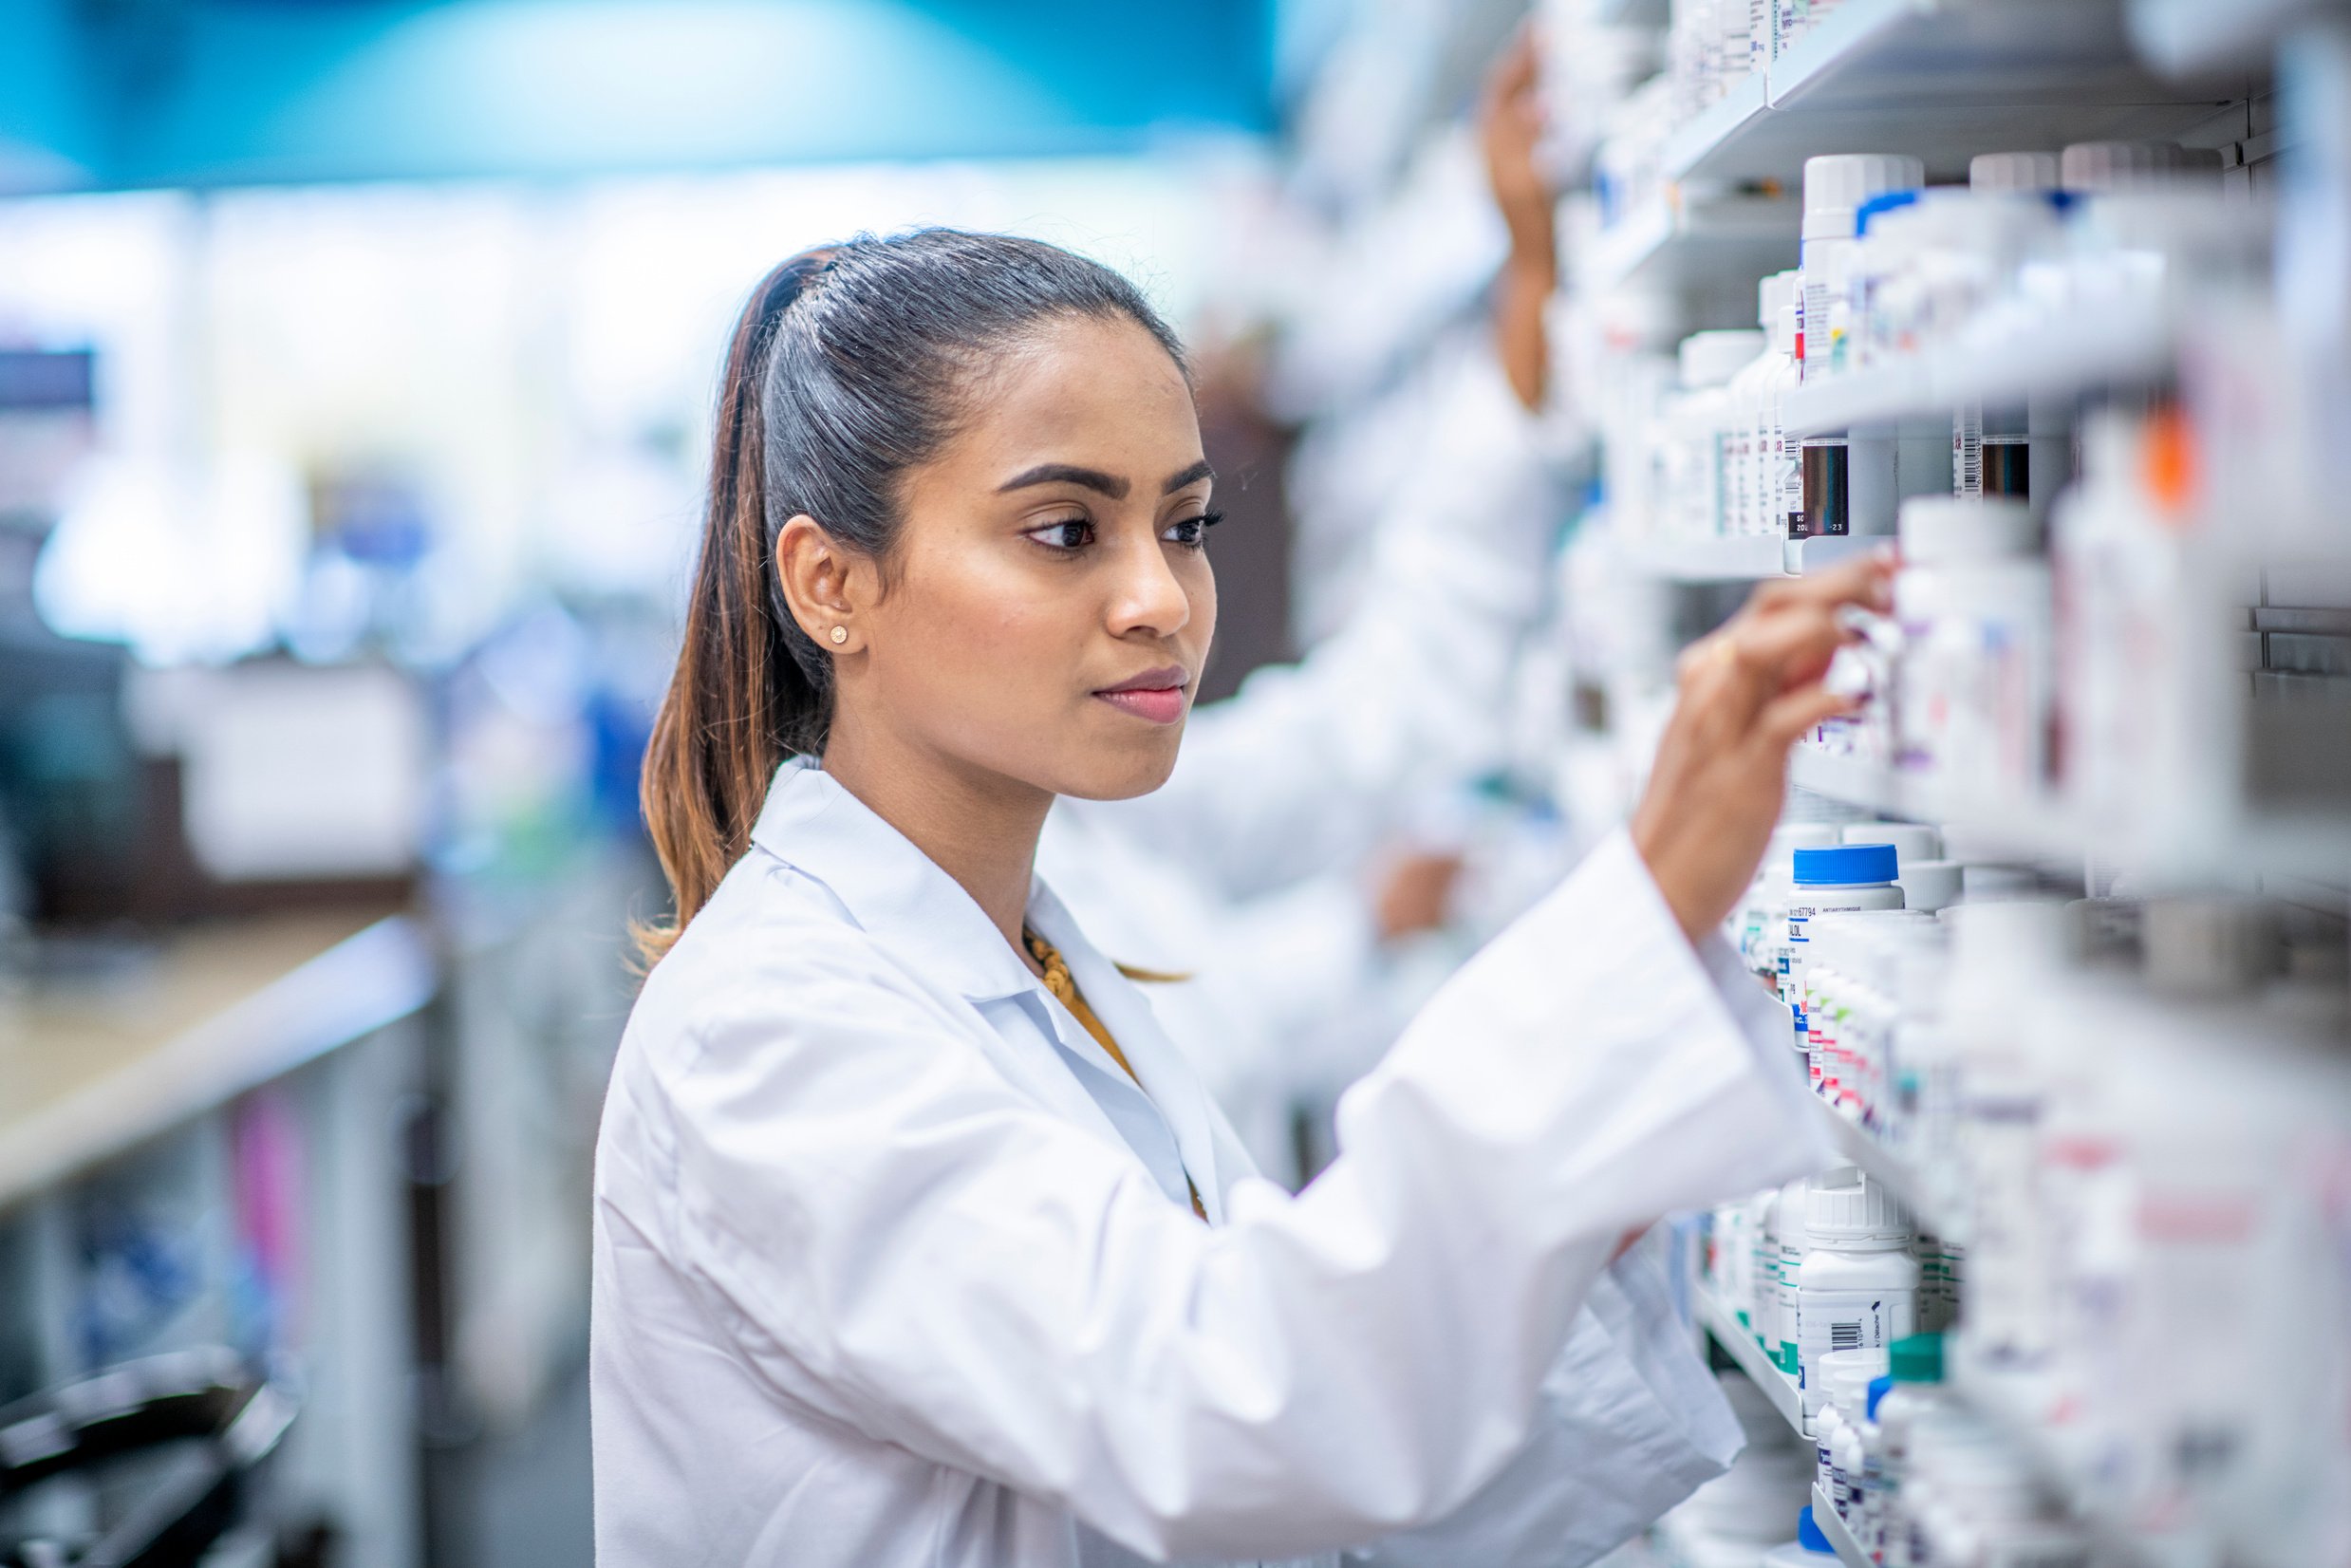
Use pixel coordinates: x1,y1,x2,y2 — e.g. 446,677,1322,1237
1022,926,1207,1221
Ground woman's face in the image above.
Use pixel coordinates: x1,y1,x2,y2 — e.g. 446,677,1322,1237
828,313,1217,803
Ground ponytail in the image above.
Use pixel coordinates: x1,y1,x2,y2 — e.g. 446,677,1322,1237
635,256,828,961
635,231,1185,962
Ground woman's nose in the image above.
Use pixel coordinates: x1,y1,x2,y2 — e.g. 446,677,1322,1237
1105,532,1191,639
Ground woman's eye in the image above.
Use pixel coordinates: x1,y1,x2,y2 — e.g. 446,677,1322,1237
1026,519,1093,551
1163,511,1223,548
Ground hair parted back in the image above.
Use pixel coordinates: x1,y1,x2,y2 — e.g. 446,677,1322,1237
636,228,1186,960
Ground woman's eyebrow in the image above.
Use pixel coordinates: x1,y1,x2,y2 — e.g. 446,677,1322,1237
1162,459,1215,495
998,463,1129,499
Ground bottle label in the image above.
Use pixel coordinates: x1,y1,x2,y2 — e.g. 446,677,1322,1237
1798,1286,1915,1392
1954,402,1984,498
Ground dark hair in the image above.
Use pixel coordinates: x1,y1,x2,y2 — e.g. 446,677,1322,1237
637,229,1187,958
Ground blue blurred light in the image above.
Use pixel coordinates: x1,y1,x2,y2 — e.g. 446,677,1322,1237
4,0,1276,191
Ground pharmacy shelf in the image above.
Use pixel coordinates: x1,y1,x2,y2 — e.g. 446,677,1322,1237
1577,192,1799,293
1808,1097,1963,1241
1618,532,1882,582
1813,1484,1872,1568
1664,71,1773,182
1788,745,2351,886
1700,1288,1810,1437
1786,747,2087,862
1780,298,2175,436
1620,533,1785,580
1664,0,2240,186
1784,535,1885,574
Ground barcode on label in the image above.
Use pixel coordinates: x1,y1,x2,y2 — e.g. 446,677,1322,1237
1831,1321,1861,1352
1953,403,1984,498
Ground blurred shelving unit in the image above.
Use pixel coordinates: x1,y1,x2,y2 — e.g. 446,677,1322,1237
1788,742,2351,887
1688,0,2240,184
1778,298,2176,436
1577,192,1801,293
1617,533,1881,582
1616,534,1786,581
1580,0,2248,299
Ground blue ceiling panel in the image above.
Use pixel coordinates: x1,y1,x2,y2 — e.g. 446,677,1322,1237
0,0,1274,190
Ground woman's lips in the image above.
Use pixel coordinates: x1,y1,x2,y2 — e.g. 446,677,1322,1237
1093,667,1188,726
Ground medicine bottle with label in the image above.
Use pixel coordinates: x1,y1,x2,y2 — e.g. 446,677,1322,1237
1873,1333,1946,1567
1736,821,1841,979
1797,1169,1918,1416
1775,1170,1815,1375
1781,844,1905,1057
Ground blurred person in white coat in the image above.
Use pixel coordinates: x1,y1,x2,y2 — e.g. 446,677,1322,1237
593,226,1888,1567
1039,39,1576,1181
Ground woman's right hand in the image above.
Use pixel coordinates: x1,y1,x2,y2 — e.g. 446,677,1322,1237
1629,553,1896,943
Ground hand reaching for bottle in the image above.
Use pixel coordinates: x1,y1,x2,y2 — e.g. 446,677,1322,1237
1630,553,1896,943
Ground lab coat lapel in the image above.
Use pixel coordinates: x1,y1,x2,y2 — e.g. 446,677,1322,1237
1027,885,1226,1225
746,760,1142,1163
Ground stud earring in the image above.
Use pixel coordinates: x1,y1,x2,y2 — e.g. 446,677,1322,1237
829,625,849,645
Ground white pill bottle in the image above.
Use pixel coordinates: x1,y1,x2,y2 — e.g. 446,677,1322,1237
1781,843,1906,1072
1797,1169,1919,1417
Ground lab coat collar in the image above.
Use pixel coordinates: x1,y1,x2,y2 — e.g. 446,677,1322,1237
1026,883,1224,1224
747,760,1223,1220
748,757,1038,1004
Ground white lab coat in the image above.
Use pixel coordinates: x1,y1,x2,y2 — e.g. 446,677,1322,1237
591,759,1826,1567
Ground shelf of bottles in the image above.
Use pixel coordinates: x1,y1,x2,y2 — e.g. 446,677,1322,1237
1548,0,2351,1553
1577,0,2238,289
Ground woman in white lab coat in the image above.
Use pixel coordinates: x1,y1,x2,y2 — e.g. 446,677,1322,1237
592,229,1889,1567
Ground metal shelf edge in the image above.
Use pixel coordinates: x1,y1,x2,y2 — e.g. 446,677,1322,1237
1814,1484,1874,1567
1700,1288,1810,1437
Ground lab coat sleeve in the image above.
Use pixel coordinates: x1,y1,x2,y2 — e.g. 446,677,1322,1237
1097,346,1566,903
657,830,1820,1563
1345,1243,1745,1568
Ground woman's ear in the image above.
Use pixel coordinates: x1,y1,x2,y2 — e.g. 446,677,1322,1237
774,513,868,651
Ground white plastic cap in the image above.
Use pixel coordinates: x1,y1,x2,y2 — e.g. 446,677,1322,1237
1758,269,1799,328
1825,1350,1890,1419
1898,859,1966,913
1807,1170,1911,1243
1820,1347,1893,1419
1841,821,1942,865
2060,140,2194,194
1778,1174,1815,1247
1803,153,1925,217
1969,151,2061,193
1680,328,1767,388
1947,899,2070,977
1898,495,2036,562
